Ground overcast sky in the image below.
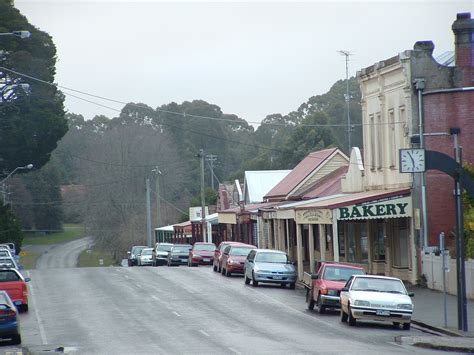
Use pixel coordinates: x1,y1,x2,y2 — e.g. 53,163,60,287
14,0,474,125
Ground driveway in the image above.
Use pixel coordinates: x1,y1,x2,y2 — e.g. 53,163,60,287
35,237,93,269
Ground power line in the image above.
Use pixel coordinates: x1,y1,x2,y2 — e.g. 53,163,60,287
0,65,408,128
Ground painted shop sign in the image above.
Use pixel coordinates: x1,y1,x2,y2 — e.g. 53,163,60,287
296,209,332,224
337,196,412,220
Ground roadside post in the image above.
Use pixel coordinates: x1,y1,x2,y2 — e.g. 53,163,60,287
440,232,448,328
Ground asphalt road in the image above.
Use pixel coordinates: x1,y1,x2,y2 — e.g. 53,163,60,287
16,262,437,354
35,237,93,269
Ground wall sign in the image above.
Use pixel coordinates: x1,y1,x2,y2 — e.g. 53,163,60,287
337,196,412,220
295,209,332,224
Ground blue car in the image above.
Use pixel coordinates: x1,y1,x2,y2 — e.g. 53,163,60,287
244,249,297,289
0,290,21,345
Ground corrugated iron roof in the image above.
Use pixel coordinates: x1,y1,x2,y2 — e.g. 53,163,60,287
435,51,455,67
244,170,291,203
265,148,338,200
294,188,410,210
291,165,347,200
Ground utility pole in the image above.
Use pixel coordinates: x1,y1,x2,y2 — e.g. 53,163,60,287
145,178,153,247
206,155,217,189
338,50,353,154
153,167,162,229
199,149,206,242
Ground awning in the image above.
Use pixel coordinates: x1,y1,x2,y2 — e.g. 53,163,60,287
154,225,174,232
295,188,411,221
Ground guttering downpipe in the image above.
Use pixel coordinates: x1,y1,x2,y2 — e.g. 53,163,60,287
422,86,474,95
414,78,428,249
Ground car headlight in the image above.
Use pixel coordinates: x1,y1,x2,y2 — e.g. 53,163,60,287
228,259,240,264
354,300,370,307
397,304,413,310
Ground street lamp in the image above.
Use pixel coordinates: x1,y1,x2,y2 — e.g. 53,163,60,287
1,164,34,204
0,31,31,39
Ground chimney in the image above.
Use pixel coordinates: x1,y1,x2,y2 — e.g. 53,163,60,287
452,12,474,86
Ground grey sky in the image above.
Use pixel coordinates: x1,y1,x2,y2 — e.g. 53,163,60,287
14,1,474,125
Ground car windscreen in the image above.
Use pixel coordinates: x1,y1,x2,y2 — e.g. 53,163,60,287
230,247,253,256
194,244,215,251
255,252,287,263
324,266,365,282
0,271,20,282
141,249,153,255
157,245,173,252
352,277,406,294
172,246,191,252
132,247,145,256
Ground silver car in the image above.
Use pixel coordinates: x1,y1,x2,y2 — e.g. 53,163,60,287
244,249,296,289
340,274,414,329
138,248,154,266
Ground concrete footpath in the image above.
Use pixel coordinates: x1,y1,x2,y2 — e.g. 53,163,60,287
400,285,474,352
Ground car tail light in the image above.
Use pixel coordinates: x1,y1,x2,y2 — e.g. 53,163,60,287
0,309,16,317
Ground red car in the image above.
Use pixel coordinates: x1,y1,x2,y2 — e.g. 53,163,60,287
0,268,30,312
220,244,255,277
306,262,365,314
188,242,216,267
213,241,248,273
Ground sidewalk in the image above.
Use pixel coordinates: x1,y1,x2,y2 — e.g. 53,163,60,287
400,285,474,352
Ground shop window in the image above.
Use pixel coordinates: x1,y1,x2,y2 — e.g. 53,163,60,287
360,224,368,263
338,221,345,257
376,113,383,169
313,225,320,252
392,219,409,268
373,221,385,261
345,222,368,263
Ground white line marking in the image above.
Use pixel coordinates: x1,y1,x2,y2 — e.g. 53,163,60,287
228,347,241,354
172,311,181,317
27,275,48,345
199,330,210,337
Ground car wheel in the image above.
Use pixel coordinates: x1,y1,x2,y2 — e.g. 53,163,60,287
307,290,315,311
348,304,356,326
213,264,217,272
393,322,400,329
340,307,348,322
21,304,28,312
221,267,226,275
289,283,296,290
317,295,326,314
252,272,259,287
225,269,231,277
402,322,411,330
244,274,251,285
11,334,21,345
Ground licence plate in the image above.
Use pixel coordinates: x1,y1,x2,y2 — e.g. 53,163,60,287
181,259,187,262
376,309,390,316
273,276,283,280
203,258,210,262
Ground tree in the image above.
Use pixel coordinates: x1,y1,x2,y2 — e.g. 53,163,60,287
0,0,68,175
0,204,23,251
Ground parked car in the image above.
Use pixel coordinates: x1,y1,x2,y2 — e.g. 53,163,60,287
167,244,192,266
152,243,174,266
340,274,414,329
127,246,147,266
244,249,297,289
304,262,365,313
0,249,14,260
188,242,216,267
213,241,246,273
0,268,30,312
0,257,20,270
0,290,21,344
138,248,154,266
220,244,255,277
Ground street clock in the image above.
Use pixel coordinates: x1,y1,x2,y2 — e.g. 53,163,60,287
399,148,426,173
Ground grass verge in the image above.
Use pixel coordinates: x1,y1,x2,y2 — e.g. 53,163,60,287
22,224,85,245
19,252,40,270
78,246,116,267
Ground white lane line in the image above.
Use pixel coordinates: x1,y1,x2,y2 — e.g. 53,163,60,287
172,311,181,317
199,330,210,337
228,347,241,354
26,271,48,345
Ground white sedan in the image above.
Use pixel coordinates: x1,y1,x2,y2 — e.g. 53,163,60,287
340,275,414,330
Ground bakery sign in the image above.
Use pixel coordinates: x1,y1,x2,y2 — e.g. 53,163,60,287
337,196,412,220
296,209,332,224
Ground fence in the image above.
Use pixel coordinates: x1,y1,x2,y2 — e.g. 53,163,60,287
422,253,474,299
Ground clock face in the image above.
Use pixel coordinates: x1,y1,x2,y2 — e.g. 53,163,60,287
400,149,425,173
